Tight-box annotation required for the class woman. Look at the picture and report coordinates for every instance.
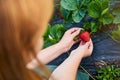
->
[0,0,93,80]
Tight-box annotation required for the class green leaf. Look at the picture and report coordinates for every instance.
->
[102,13,114,24]
[96,65,120,80]
[113,15,120,24]
[118,24,120,30]
[63,21,72,28]
[50,24,66,41]
[112,7,120,24]
[112,30,120,43]
[79,9,86,17]
[83,0,91,6]
[112,7,120,16]
[72,10,85,23]
[83,22,100,34]
[43,24,66,48]
[88,1,101,18]
[61,0,77,10]
[76,0,82,7]
[101,8,109,16]
[83,22,90,29]
[90,22,97,33]
[60,7,71,21]
[101,0,109,11]
[56,25,66,40]
[43,24,51,38]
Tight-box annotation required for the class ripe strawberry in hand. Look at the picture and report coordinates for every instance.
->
[79,30,90,42]
[73,30,90,42]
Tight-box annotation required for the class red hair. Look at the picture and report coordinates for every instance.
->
[0,0,53,80]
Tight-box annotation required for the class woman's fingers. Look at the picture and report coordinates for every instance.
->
[71,28,81,38]
[79,39,92,48]
[80,41,84,46]
[88,39,93,53]
[67,27,81,34]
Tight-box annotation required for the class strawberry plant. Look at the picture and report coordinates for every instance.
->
[60,0,116,34]
[111,25,120,43]
[60,7,73,28]
[112,7,120,24]
[43,24,66,48]
[96,65,120,80]
[83,0,114,34]
[110,7,120,43]
[88,0,114,25]
[60,0,91,23]
[83,21,101,34]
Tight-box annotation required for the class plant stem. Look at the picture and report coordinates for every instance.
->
[80,65,96,80]
[80,0,85,8]
[104,32,120,44]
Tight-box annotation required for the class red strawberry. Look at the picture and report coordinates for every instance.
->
[59,13,63,19]
[79,31,90,42]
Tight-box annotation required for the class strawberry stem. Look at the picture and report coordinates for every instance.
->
[73,35,79,41]
[80,29,85,34]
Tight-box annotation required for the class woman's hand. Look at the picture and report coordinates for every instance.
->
[50,39,93,80]
[70,39,93,58]
[58,28,81,52]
